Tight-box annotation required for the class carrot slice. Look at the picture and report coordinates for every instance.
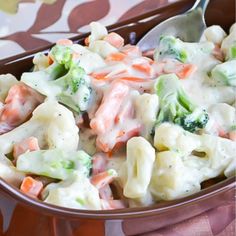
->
[84,37,90,46]
[90,72,109,80]
[0,84,43,134]
[90,170,117,189]
[20,177,43,198]
[56,39,73,46]
[121,45,141,57]
[96,123,141,152]
[132,62,152,75]
[92,153,108,175]
[162,60,197,79]
[229,131,236,141]
[119,77,151,83]
[13,137,40,160]
[175,64,197,79]
[90,81,129,134]
[106,52,126,62]
[114,100,134,124]
[103,32,124,48]
[115,124,141,145]
[48,55,54,65]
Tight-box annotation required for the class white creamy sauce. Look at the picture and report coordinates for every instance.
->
[0,22,236,210]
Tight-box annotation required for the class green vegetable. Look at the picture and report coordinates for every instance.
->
[16,149,92,180]
[155,36,189,63]
[154,35,214,64]
[211,60,236,86]
[155,74,209,132]
[229,43,236,59]
[50,45,73,69]
[21,44,91,113]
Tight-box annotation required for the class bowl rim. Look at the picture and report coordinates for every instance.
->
[0,0,235,220]
[0,176,235,219]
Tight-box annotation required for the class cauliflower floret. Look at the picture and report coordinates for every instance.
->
[150,151,201,200]
[151,123,236,200]
[204,103,236,135]
[221,25,236,60]
[154,123,201,154]
[43,173,101,210]
[134,93,159,141]
[0,153,25,186]
[123,137,155,198]
[33,52,50,71]
[128,190,154,208]
[88,21,108,43]
[202,25,227,45]
[0,101,79,154]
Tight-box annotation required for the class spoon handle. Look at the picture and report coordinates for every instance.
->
[189,0,209,14]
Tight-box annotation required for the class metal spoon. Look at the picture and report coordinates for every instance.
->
[137,0,209,52]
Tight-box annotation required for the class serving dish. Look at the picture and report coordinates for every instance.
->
[0,0,235,235]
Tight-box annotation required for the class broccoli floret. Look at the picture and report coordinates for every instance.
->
[21,44,92,113]
[155,36,188,63]
[154,35,214,64]
[177,108,209,133]
[211,60,236,86]
[50,44,73,69]
[229,42,236,59]
[155,74,209,132]
[16,149,92,180]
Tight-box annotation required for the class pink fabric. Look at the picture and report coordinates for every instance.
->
[0,1,235,235]
[140,202,235,236]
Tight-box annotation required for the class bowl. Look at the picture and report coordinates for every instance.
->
[0,0,235,235]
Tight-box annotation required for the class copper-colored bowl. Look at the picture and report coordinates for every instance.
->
[0,0,235,235]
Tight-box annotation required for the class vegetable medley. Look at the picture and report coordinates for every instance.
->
[0,22,235,210]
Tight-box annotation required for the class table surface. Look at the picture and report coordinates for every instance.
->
[0,1,235,235]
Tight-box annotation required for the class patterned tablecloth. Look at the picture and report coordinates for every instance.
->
[0,1,235,235]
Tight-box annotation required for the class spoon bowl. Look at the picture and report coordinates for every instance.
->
[137,0,209,51]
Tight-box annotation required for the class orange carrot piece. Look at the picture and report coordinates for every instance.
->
[121,45,141,57]
[96,123,141,153]
[229,131,236,141]
[106,52,126,62]
[90,81,129,134]
[90,170,117,189]
[96,140,110,153]
[92,153,108,175]
[114,100,133,124]
[115,124,141,145]
[13,137,40,160]
[84,37,90,46]
[213,44,224,61]
[132,62,152,75]
[90,72,109,80]
[218,127,228,138]
[103,32,124,48]
[119,76,151,83]
[20,177,43,198]
[56,39,73,46]
[162,60,197,79]
[175,64,197,79]
[48,55,54,65]
[0,84,43,134]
